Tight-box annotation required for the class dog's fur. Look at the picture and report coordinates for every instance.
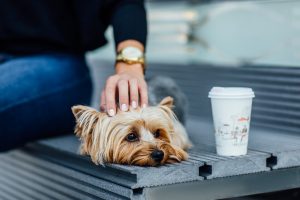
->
[72,97,191,166]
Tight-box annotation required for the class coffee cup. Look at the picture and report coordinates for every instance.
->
[208,87,255,156]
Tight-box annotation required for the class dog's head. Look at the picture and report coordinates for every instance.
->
[72,97,188,166]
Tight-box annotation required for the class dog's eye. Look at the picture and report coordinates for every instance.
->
[154,130,160,138]
[126,133,139,142]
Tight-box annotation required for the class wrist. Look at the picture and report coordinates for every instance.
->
[116,40,146,75]
[115,62,144,76]
[117,40,144,53]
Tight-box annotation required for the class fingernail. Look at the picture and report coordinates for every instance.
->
[142,104,147,108]
[121,104,128,111]
[131,101,137,109]
[108,109,115,116]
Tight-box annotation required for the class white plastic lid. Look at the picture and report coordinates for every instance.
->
[208,87,255,99]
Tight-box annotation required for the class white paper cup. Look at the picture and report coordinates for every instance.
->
[208,87,255,156]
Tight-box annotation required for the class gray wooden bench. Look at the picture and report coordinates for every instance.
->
[1,62,300,200]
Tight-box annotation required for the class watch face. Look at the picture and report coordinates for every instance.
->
[122,47,142,59]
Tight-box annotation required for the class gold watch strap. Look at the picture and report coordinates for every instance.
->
[116,53,146,74]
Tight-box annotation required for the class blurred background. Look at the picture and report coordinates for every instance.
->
[88,0,300,66]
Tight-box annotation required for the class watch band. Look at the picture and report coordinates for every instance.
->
[116,54,145,64]
[116,47,146,73]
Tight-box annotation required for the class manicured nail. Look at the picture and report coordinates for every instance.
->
[108,109,115,116]
[142,104,147,108]
[131,101,137,109]
[121,104,128,111]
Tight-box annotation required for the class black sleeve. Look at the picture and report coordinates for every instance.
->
[110,0,147,49]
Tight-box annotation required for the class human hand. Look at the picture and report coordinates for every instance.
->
[100,62,148,116]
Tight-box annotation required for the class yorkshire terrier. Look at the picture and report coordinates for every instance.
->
[72,76,192,166]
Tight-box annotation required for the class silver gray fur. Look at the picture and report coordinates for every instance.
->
[147,76,188,124]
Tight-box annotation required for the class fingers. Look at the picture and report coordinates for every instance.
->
[118,80,129,111]
[139,82,148,108]
[103,75,148,116]
[129,79,139,109]
[105,76,118,116]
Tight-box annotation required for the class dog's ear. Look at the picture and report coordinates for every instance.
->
[159,96,174,109]
[71,105,101,138]
[158,96,178,124]
[72,105,94,121]
[72,105,109,165]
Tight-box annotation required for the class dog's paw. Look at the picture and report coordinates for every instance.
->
[166,150,189,164]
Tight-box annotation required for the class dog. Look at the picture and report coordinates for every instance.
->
[72,77,192,166]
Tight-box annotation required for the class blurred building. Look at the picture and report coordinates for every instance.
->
[87,0,300,67]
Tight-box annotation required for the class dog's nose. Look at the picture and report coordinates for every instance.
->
[151,150,164,162]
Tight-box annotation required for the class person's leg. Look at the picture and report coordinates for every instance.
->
[0,53,92,152]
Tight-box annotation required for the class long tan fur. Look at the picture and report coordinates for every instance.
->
[72,97,192,166]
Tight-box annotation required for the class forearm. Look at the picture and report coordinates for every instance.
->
[111,0,147,49]
[117,39,144,53]
[101,0,148,114]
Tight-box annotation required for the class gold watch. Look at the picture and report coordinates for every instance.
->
[116,46,146,73]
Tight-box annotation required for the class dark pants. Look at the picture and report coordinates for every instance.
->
[0,53,92,151]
